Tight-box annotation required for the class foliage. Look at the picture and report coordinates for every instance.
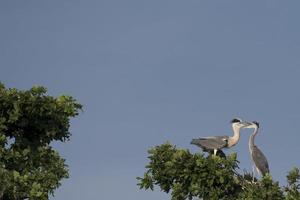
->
[0,83,82,200]
[237,174,284,200]
[138,143,300,200]
[285,168,300,200]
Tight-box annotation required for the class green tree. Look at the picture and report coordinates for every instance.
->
[138,143,300,200]
[0,83,82,200]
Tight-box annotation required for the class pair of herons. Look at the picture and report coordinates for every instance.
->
[191,118,269,177]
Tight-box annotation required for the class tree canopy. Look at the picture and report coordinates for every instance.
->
[0,83,82,200]
[137,143,300,200]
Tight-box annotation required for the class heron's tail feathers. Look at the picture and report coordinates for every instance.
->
[190,138,206,146]
[191,138,201,145]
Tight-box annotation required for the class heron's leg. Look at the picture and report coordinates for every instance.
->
[213,149,217,156]
[256,167,261,178]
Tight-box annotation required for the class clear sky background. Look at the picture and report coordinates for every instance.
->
[1,1,300,199]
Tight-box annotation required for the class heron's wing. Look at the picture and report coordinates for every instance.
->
[201,135,228,140]
[191,136,228,150]
[252,146,270,175]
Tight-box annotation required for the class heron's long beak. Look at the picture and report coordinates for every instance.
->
[241,121,252,127]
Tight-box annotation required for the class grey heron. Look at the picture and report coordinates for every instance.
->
[246,121,269,176]
[191,118,251,156]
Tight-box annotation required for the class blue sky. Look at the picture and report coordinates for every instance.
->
[1,1,300,199]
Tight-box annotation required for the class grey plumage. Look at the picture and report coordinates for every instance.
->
[191,136,228,151]
[191,137,227,157]
[251,146,269,175]
[248,121,270,176]
[191,118,251,156]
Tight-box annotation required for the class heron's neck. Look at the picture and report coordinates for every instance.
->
[249,127,258,153]
[228,125,241,147]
